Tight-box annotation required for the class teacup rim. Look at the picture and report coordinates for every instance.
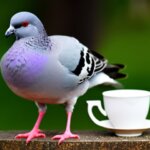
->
[103,89,150,98]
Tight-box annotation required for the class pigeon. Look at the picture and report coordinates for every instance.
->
[0,12,126,144]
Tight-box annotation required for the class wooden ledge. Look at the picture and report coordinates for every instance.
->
[1,131,150,150]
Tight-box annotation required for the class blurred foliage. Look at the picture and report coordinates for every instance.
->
[0,0,149,132]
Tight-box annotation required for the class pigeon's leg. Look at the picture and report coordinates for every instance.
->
[15,102,47,144]
[52,98,80,144]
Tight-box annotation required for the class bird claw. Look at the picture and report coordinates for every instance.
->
[15,130,46,144]
[51,132,80,145]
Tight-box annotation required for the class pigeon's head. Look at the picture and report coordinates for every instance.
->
[5,12,46,39]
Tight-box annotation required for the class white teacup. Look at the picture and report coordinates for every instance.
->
[87,90,150,135]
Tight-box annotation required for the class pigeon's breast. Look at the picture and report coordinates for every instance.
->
[1,47,49,89]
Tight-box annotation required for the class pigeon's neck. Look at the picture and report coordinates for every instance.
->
[24,34,51,50]
[38,25,48,37]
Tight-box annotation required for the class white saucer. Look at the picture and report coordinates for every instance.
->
[100,120,150,137]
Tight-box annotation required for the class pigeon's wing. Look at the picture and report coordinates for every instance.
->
[50,35,107,84]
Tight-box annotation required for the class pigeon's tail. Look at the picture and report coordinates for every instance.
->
[103,64,127,79]
[89,64,126,89]
[89,72,122,89]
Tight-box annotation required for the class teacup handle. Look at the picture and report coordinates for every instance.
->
[87,100,107,127]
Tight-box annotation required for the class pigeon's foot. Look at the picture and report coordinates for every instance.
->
[15,129,46,144]
[51,131,80,145]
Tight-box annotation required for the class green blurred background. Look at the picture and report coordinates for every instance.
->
[0,0,150,131]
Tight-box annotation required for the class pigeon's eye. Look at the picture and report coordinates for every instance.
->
[21,21,29,27]
[14,21,29,29]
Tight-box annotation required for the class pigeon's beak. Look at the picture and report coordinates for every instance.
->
[5,25,15,37]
